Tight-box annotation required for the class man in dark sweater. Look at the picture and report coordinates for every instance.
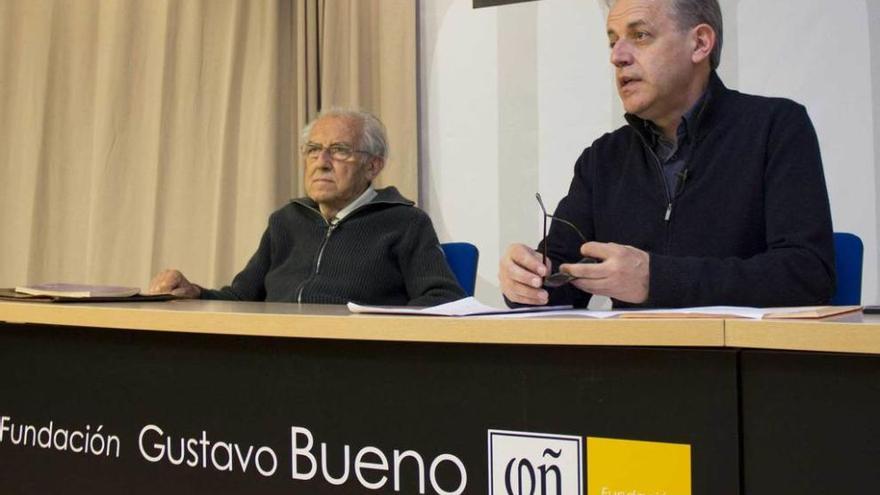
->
[149,110,465,306]
[500,0,835,308]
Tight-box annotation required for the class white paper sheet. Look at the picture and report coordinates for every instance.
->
[348,299,843,320]
[347,297,571,316]
[476,309,622,319]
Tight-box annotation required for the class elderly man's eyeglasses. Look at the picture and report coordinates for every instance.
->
[536,193,598,288]
[301,142,373,161]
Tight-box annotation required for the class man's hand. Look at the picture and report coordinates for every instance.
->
[499,243,552,305]
[147,269,201,298]
[560,242,650,304]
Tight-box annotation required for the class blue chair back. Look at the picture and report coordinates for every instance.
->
[832,232,863,305]
[441,242,479,297]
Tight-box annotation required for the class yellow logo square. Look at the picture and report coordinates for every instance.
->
[586,437,691,495]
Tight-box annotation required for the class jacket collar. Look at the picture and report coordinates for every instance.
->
[335,185,378,221]
[292,186,414,223]
[625,71,727,146]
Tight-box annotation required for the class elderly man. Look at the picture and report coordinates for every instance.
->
[150,109,465,306]
[500,0,835,308]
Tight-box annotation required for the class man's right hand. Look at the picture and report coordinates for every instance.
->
[147,269,201,298]
[499,243,551,305]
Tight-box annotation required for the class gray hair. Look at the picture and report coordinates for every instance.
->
[604,0,723,70]
[300,108,389,161]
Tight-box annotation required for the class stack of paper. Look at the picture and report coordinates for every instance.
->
[14,283,140,298]
[348,298,862,320]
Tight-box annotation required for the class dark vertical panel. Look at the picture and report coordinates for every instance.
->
[741,350,880,494]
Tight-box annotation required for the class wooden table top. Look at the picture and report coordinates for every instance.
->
[2,299,879,353]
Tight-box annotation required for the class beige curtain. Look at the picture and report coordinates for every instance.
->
[0,0,417,290]
[314,0,418,197]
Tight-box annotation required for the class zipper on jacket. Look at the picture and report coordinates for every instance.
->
[289,192,411,303]
[634,131,674,222]
[296,219,337,304]
[314,223,337,275]
[632,130,677,256]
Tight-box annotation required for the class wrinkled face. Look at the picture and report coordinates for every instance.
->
[303,116,381,216]
[607,0,697,122]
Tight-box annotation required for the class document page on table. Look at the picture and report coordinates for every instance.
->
[347,297,576,317]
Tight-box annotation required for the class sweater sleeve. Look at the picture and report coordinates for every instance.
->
[200,224,272,301]
[397,212,466,306]
[646,103,836,307]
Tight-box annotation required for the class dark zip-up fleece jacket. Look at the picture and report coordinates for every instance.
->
[201,187,465,306]
[542,72,835,308]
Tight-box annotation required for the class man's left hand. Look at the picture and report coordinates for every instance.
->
[559,242,650,304]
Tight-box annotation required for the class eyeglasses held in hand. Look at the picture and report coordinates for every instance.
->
[536,193,598,288]
[301,142,375,161]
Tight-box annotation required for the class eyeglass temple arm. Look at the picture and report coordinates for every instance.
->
[545,214,587,243]
[537,193,591,270]
[535,192,548,215]
[536,193,548,267]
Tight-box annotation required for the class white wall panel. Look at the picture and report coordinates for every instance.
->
[419,0,502,302]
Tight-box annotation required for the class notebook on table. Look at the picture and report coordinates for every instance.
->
[0,284,175,303]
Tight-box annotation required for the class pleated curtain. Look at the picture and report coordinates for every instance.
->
[0,0,417,290]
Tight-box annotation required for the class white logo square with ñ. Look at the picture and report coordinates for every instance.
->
[488,429,583,495]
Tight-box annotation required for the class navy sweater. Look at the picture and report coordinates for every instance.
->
[201,187,465,306]
[543,73,835,308]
